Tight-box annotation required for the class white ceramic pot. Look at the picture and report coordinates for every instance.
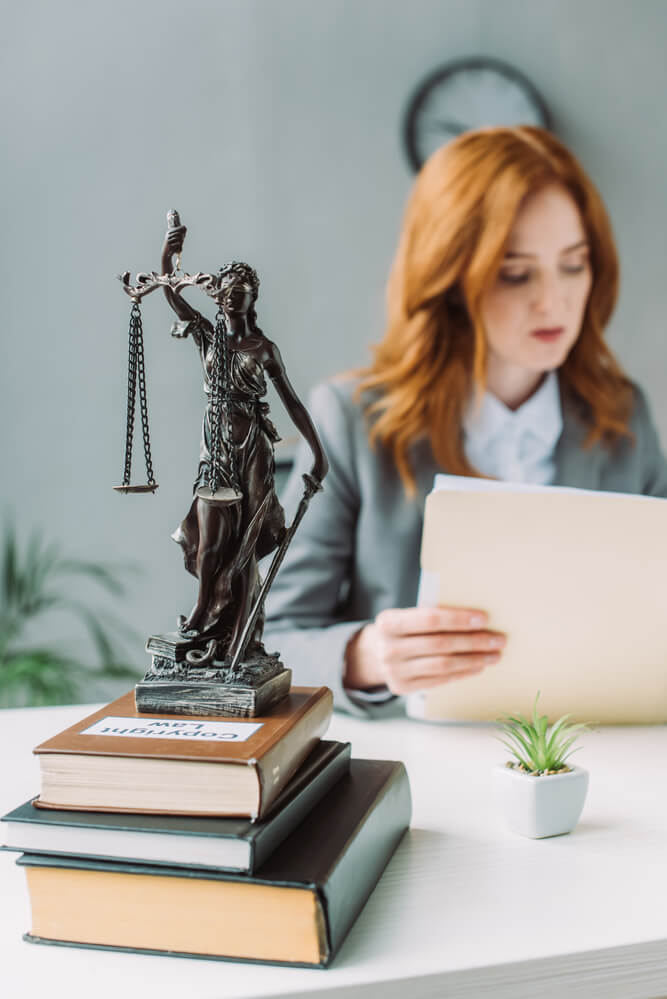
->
[492,763,589,839]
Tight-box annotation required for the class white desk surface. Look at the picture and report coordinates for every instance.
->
[2,702,667,999]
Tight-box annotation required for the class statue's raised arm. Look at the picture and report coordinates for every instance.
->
[160,212,212,347]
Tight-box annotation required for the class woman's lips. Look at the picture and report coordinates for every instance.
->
[531,326,565,342]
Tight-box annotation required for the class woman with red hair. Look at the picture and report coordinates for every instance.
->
[265,126,667,715]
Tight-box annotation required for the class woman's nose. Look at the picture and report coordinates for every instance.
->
[532,271,562,314]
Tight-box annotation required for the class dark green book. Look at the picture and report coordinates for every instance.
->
[2,740,350,875]
[19,758,411,967]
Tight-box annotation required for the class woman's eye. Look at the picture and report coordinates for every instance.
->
[498,262,589,285]
[499,272,530,285]
[561,264,587,275]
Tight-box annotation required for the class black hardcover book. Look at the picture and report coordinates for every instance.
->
[2,740,350,874]
[19,758,411,967]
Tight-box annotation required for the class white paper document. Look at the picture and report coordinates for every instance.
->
[407,475,667,724]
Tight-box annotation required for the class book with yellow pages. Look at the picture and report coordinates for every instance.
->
[19,759,411,968]
[32,687,332,819]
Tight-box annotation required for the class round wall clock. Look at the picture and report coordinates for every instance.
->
[402,56,552,172]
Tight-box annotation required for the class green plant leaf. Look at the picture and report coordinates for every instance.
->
[55,559,129,598]
[501,713,534,728]
[548,724,589,761]
[497,738,531,769]
[1,526,19,608]
[0,519,142,706]
[551,733,584,762]
[57,600,119,666]
[496,723,534,758]
[544,714,575,753]
[24,534,60,600]
[0,650,83,706]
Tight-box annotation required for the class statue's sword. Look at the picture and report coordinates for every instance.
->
[229,473,322,672]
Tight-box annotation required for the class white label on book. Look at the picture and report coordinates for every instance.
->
[80,716,264,742]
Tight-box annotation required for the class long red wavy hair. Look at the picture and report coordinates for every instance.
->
[356,126,633,493]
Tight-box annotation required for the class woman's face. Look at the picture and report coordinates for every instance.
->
[479,183,592,402]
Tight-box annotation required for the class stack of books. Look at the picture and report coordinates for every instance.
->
[1,686,411,967]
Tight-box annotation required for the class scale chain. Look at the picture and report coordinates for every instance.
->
[209,308,240,496]
[134,304,156,488]
[117,300,157,492]
[209,310,223,494]
[121,302,140,487]
[221,311,241,495]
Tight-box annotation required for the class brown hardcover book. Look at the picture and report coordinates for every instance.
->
[19,759,412,967]
[2,742,351,874]
[33,687,333,819]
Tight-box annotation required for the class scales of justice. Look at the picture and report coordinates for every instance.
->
[116,211,328,717]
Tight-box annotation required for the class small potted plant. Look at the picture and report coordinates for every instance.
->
[492,693,590,839]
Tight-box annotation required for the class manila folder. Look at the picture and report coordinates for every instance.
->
[418,486,667,723]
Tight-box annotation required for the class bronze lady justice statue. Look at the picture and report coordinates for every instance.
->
[121,214,328,715]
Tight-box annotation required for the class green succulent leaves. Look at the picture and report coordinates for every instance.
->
[497,692,589,775]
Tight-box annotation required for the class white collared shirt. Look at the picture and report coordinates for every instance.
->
[463,372,563,485]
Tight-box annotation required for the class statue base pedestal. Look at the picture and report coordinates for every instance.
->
[135,632,292,718]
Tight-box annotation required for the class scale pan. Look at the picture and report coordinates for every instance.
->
[196,485,242,506]
[114,484,159,494]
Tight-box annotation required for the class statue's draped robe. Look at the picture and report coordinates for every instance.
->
[172,323,285,644]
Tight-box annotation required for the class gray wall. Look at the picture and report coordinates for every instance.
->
[3,0,667,699]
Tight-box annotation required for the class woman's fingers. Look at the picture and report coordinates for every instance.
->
[375,605,490,636]
[392,650,502,676]
[374,605,505,660]
[380,629,505,662]
[367,605,508,695]
[381,652,501,695]
[343,606,508,694]
[388,664,488,694]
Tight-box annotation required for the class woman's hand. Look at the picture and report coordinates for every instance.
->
[343,606,506,695]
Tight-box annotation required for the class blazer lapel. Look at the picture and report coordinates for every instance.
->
[554,384,604,489]
[411,436,441,519]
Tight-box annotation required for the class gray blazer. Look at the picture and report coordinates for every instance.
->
[264,378,667,717]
